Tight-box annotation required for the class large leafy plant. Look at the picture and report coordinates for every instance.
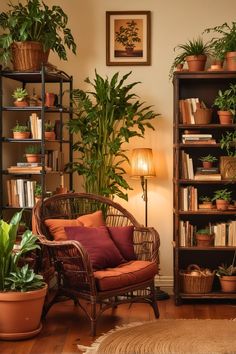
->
[0,210,44,292]
[67,71,159,201]
[0,0,77,65]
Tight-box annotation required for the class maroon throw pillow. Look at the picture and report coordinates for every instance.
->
[107,226,136,261]
[64,226,126,270]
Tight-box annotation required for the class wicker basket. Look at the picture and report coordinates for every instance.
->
[11,41,49,71]
[179,264,215,294]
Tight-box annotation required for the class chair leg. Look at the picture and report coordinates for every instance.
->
[150,282,160,318]
[90,301,97,337]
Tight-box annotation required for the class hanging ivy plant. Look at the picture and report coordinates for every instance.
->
[67,71,159,201]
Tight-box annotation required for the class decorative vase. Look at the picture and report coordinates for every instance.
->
[0,284,47,340]
[217,111,233,124]
[226,52,236,71]
[219,276,236,293]
[13,132,30,139]
[186,55,207,72]
[45,93,55,107]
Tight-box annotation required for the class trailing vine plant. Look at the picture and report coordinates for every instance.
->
[67,71,159,201]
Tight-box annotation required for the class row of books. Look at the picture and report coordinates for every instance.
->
[6,179,37,208]
[181,152,221,180]
[179,220,236,247]
[179,98,200,124]
[182,133,216,145]
[180,186,198,211]
[30,113,42,139]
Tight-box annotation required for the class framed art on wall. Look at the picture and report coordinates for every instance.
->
[106,11,151,66]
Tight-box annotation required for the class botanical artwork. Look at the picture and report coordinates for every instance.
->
[106,11,150,66]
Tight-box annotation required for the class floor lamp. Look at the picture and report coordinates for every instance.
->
[131,148,169,300]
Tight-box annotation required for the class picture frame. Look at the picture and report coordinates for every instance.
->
[106,11,151,66]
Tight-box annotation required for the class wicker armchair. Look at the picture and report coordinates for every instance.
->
[33,193,160,336]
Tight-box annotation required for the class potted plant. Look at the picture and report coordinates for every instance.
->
[0,210,47,340]
[169,37,211,78]
[213,83,236,124]
[25,145,41,163]
[34,183,42,204]
[220,130,236,179]
[216,251,236,292]
[44,121,55,140]
[115,19,141,55]
[0,0,77,71]
[67,71,159,201]
[195,228,214,247]
[204,22,236,71]
[199,154,218,168]
[12,121,30,139]
[212,188,232,210]
[12,87,29,107]
[199,196,213,209]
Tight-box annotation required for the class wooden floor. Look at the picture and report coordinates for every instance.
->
[1,296,236,354]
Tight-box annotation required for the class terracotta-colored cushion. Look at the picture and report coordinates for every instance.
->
[94,260,158,291]
[64,226,126,270]
[77,210,105,227]
[108,226,136,261]
[44,219,83,241]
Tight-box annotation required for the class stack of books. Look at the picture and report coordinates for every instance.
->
[194,167,221,181]
[7,162,52,174]
[182,133,216,144]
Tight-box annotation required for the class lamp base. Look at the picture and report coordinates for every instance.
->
[155,286,170,300]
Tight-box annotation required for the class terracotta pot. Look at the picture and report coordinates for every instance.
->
[226,52,236,71]
[216,199,229,210]
[14,100,28,107]
[194,108,212,124]
[0,284,47,340]
[219,276,236,293]
[45,131,56,140]
[202,202,213,209]
[55,186,68,194]
[217,111,233,124]
[45,93,55,107]
[186,55,207,72]
[25,154,41,163]
[195,233,214,247]
[202,161,213,169]
[13,132,30,139]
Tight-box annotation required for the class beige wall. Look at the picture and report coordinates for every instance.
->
[1,0,236,282]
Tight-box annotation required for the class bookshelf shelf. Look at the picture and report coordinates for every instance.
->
[0,66,73,219]
[173,71,236,305]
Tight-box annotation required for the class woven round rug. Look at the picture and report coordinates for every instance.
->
[78,319,236,353]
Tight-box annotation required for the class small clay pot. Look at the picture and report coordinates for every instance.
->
[196,233,214,247]
[44,131,56,140]
[217,111,233,124]
[216,199,229,211]
[13,132,30,139]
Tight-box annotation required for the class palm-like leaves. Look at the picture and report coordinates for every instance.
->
[67,71,159,201]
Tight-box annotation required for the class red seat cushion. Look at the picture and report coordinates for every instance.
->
[94,260,158,291]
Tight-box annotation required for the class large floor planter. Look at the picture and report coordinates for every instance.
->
[219,276,236,293]
[0,284,47,340]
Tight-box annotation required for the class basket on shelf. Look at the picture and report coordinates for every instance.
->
[179,264,215,294]
[11,41,49,71]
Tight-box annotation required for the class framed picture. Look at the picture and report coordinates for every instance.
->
[106,11,151,66]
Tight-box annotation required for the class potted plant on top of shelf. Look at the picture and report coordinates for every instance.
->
[220,130,236,179]
[216,251,236,293]
[44,121,55,140]
[25,145,41,163]
[169,37,211,79]
[0,209,47,340]
[204,22,236,71]
[212,188,232,211]
[0,0,77,71]
[199,154,218,168]
[12,88,29,107]
[213,83,236,124]
[12,121,30,139]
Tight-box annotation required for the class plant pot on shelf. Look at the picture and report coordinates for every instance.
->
[11,41,49,71]
[226,52,236,71]
[13,132,30,139]
[14,100,29,107]
[45,93,55,107]
[202,161,213,169]
[195,233,214,247]
[219,276,236,293]
[25,154,41,163]
[217,110,233,124]
[186,55,207,71]
[0,284,47,340]
[194,108,212,124]
[44,131,56,140]
[216,199,229,210]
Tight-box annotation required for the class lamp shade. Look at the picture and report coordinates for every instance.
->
[131,148,156,178]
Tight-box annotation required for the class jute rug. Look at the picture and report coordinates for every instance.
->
[78,319,236,354]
